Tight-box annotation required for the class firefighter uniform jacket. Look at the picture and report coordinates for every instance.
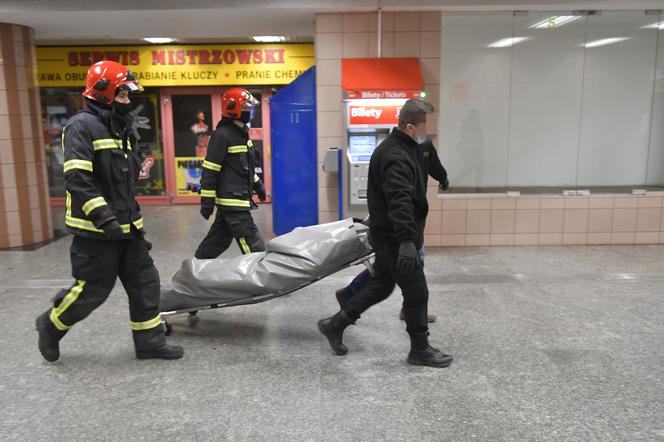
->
[367,128,429,250]
[200,118,262,212]
[62,100,144,239]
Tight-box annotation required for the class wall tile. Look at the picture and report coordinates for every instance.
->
[540,209,564,233]
[491,210,515,234]
[612,208,637,232]
[316,14,343,33]
[466,209,491,234]
[515,210,540,233]
[442,210,466,234]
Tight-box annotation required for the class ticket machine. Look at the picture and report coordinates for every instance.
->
[341,57,426,210]
[345,98,404,206]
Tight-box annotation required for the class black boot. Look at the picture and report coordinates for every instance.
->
[407,334,453,368]
[335,289,349,310]
[136,344,184,360]
[318,310,354,355]
[35,311,65,362]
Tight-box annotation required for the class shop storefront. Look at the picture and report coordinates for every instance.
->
[36,43,315,204]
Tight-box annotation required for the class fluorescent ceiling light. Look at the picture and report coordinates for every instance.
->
[643,22,664,30]
[252,36,287,43]
[143,37,176,44]
[488,37,529,48]
[530,16,581,29]
[583,37,630,48]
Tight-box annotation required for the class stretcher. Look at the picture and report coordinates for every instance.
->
[159,218,374,335]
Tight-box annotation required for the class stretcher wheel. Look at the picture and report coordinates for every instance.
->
[188,311,200,326]
[164,320,173,336]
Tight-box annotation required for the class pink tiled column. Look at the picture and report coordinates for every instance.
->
[315,11,442,226]
[0,22,53,248]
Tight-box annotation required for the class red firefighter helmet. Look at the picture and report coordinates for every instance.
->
[82,60,143,104]
[222,88,259,119]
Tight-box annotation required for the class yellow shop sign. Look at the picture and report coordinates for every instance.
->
[36,44,314,87]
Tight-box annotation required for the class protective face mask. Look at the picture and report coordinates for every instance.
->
[113,100,132,115]
[415,132,427,145]
[240,110,251,124]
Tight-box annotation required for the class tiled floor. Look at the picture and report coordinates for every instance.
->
[1,205,664,441]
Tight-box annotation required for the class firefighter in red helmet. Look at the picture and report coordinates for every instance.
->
[195,88,267,259]
[35,60,183,362]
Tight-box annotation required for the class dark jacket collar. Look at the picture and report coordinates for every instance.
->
[218,117,249,137]
[85,98,132,140]
[391,127,418,149]
[85,98,112,122]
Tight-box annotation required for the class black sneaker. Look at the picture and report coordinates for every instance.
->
[407,346,453,368]
[136,344,184,360]
[35,313,60,362]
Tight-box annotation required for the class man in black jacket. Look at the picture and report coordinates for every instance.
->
[35,60,183,362]
[195,88,267,259]
[318,99,453,368]
[333,139,449,323]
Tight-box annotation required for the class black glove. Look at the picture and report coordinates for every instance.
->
[255,182,266,202]
[397,241,419,276]
[200,205,214,220]
[101,220,124,239]
[144,238,153,251]
[439,179,449,191]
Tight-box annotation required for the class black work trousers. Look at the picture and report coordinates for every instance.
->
[195,209,265,259]
[46,233,165,351]
[345,246,429,337]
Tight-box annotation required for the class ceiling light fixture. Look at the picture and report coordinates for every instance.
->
[530,16,581,29]
[143,37,176,44]
[252,36,287,43]
[488,37,530,48]
[583,37,630,48]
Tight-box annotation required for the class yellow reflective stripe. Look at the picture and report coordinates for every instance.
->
[65,216,133,234]
[61,128,66,152]
[50,309,71,331]
[65,191,72,217]
[50,280,86,331]
[228,145,248,154]
[254,174,260,183]
[133,218,144,230]
[130,314,163,331]
[63,159,93,173]
[202,160,222,172]
[92,138,132,151]
[65,216,104,233]
[215,198,251,208]
[239,237,251,254]
[81,196,108,215]
[200,189,216,198]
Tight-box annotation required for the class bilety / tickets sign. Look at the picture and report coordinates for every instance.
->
[36,44,314,87]
[346,100,408,128]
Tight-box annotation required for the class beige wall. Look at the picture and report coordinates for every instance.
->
[0,23,53,248]
[429,194,664,247]
[315,11,661,248]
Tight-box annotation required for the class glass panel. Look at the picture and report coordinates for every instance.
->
[246,87,263,129]
[507,12,586,188]
[40,88,84,197]
[577,11,660,188]
[40,88,166,197]
[251,139,265,182]
[646,13,664,189]
[440,14,513,190]
[171,94,212,196]
[130,89,166,196]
